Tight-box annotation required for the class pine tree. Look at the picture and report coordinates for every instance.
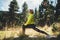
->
[39,5,43,18]
[35,8,37,18]
[56,0,60,9]
[55,0,60,21]
[22,2,28,22]
[38,0,55,26]
[9,0,19,27]
[9,0,19,14]
[34,8,38,25]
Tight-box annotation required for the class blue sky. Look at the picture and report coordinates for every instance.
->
[0,0,57,12]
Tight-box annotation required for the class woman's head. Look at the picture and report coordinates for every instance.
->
[29,9,34,14]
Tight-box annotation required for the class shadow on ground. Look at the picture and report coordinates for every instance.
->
[3,34,60,40]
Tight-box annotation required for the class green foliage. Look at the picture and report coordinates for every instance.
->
[5,0,20,27]
[35,8,37,18]
[0,0,59,27]
[57,33,60,40]
[22,2,28,12]
[0,12,3,21]
[22,2,28,22]
[43,0,48,2]
[9,0,19,20]
[37,0,55,26]
[52,23,58,32]
[9,0,19,13]
[57,15,60,22]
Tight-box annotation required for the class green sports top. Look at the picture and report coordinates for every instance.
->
[25,13,35,25]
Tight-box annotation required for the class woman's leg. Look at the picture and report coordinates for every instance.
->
[32,25,49,35]
[22,25,26,35]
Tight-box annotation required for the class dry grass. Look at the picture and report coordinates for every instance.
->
[0,23,60,40]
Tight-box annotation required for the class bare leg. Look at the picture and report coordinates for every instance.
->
[22,25,26,35]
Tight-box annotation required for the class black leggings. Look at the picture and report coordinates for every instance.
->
[22,24,49,35]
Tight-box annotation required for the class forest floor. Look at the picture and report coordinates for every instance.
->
[0,23,60,40]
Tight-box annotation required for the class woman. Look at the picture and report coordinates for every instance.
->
[22,9,49,35]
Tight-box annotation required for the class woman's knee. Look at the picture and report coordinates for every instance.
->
[22,24,26,28]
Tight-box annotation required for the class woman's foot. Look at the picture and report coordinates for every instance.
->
[46,35,57,38]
